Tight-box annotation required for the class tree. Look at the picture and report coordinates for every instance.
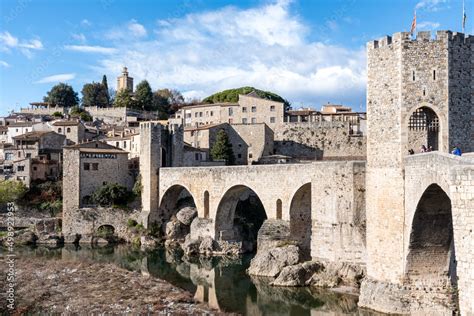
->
[102,75,110,106]
[43,83,79,108]
[210,129,235,165]
[152,88,185,118]
[0,180,27,205]
[134,80,153,110]
[81,82,109,108]
[92,183,132,207]
[113,88,135,108]
[69,106,92,121]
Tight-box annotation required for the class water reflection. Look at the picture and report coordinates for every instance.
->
[19,245,380,315]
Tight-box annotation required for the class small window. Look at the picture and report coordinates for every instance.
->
[195,153,199,161]
[210,111,213,116]
[123,141,126,148]
[251,106,257,112]
[412,70,416,81]
[58,128,62,133]
[242,118,248,124]
[251,118,256,124]
[238,154,242,158]
[16,129,18,132]
[270,117,276,123]
[249,153,253,159]
[270,105,275,112]
[242,107,247,113]
[433,70,436,81]
[92,163,99,170]
[18,151,21,158]
[5,153,12,160]
[199,112,203,117]
[84,163,90,170]
[17,166,25,172]
[228,108,233,116]
[66,127,71,133]
[26,153,31,158]
[116,142,119,147]
[33,166,37,171]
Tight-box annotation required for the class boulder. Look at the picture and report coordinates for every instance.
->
[272,261,323,287]
[140,236,159,250]
[165,219,188,240]
[181,235,201,256]
[176,207,197,226]
[15,230,38,245]
[37,234,64,246]
[308,261,365,288]
[247,245,300,277]
[199,236,217,255]
[190,218,214,240]
[256,219,292,252]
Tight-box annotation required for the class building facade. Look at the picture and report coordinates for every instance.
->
[116,66,134,92]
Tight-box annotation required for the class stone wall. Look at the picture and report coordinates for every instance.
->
[273,122,366,160]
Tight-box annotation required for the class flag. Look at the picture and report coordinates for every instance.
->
[411,11,417,35]
[463,0,467,32]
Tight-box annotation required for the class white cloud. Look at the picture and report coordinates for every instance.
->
[64,45,117,54]
[0,60,10,68]
[72,33,87,43]
[34,73,76,84]
[81,19,91,27]
[415,0,448,12]
[105,20,147,40]
[94,1,366,108]
[0,31,43,58]
[417,21,441,30]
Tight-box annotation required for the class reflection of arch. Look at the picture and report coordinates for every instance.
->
[289,183,312,259]
[215,185,267,249]
[204,191,210,218]
[96,224,115,238]
[405,184,456,286]
[407,106,440,151]
[276,199,282,220]
[156,185,196,225]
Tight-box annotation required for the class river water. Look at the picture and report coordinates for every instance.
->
[17,244,382,315]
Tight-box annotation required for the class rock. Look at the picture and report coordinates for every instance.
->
[92,237,109,245]
[308,261,365,288]
[165,219,188,240]
[247,245,300,277]
[199,236,217,255]
[15,230,38,245]
[181,235,201,256]
[256,219,292,252]
[190,218,214,240]
[216,240,241,256]
[140,236,159,250]
[176,207,197,226]
[37,234,64,246]
[272,261,323,287]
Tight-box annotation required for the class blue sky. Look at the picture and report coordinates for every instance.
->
[0,0,471,115]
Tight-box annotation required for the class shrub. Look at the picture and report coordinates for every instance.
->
[132,174,142,197]
[127,219,138,228]
[0,180,27,205]
[52,111,63,118]
[92,183,132,207]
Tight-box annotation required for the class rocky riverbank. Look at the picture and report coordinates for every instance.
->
[0,254,230,315]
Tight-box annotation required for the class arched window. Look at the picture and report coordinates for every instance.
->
[58,128,62,133]
[276,199,282,219]
[66,127,71,133]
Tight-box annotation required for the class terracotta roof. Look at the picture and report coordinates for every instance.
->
[52,120,80,126]
[7,121,34,127]
[12,131,56,140]
[78,147,128,154]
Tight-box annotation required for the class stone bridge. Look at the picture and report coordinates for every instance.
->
[150,161,367,263]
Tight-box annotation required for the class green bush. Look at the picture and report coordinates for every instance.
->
[92,183,133,207]
[0,180,27,205]
[39,200,62,217]
[52,111,63,118]
[127,219,138,228]
[132,174,142,197]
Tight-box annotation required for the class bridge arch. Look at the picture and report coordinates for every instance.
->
[215,184,267,252]
[404,183,456,288]
[289,183,312,259]
[155,184,197,229]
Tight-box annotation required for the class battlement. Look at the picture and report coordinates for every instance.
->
[139,121,164,131]
[368,30,472,49]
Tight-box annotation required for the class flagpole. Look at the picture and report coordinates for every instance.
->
[463,0,465,34]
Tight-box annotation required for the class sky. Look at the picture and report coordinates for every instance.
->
[0,0,471,115]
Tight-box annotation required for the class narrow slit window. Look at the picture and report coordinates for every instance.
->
[412,71,416,81]
[433,70,436,81]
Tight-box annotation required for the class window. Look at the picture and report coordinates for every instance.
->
[242,118,248,124]
[195,112,198,118]
[270,105,275,112]
[228,108,233,116]
[251,118,256,124]
[433,70,436,81]
[195,153,199,161]
[249,153,253,159]
[116,142,119,147]
[83,163,90,170]
[92,163,99,170]
[251,106,257,112]
[210,111,214,116]
[123,141,126,148]
[238,154,242,158]
[270,117,276,123]
[242,107,247,113]
[26,153,31,158]
[16,129,18,132]
[18,151,21,158]
[66,128,71,133]
[58,128,62,133]
[412,70,416,81]
[199,112,203,117]
[17,166,25,172]
[33,166,37,171]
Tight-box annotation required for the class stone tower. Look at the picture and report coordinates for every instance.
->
[117,66,134,92]
[140,122,162,227]
[364,31,473,285]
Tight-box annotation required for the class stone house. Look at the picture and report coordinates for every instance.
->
[184,122,274,165]
[0,126,7,143]
[6,121,34,143]
[183,143,208,166]
[170,91,285,129]
[62,140,134,207]
[51,120,86,144]
[103,132,140,158]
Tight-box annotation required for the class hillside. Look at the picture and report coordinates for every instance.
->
[202,87,291,109]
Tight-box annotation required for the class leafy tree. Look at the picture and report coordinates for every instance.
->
[0,180,27,204]
[52,111,63,118]
[210,129,235,165]
[92,183,132,207]
[43,83,79,108]
[114,88,135,108]
[102,75,110,106]
[152,88,185,118]
[69,106,92,121]
[203,86,291,111]
[134,80,153,110]
[81,82,109,108]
